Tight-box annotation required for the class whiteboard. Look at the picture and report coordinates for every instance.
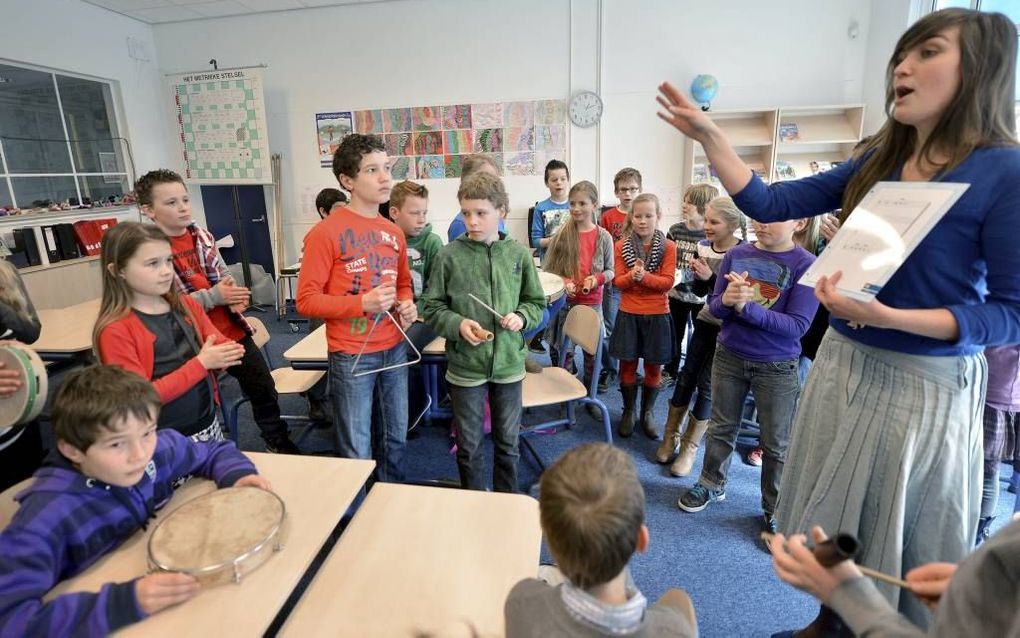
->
[165,66,272,185]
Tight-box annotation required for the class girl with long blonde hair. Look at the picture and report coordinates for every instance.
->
[94,222,244,441]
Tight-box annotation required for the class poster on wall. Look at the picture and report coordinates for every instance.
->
[165,66,272,184]
[317,98,567,180]
[316,111,354,168]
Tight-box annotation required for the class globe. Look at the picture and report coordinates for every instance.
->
[690,74,718,110]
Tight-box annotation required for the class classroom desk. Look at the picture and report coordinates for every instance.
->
[0,453,375,637]
[284,326,450,423]
[32,298,100,360]
[283,324,445,369]
[280,483,542,637]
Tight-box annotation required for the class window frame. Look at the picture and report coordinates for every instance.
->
[0,59,132,210]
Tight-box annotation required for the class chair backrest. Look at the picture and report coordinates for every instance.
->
[246,316,271,349]
[562,305,602,356]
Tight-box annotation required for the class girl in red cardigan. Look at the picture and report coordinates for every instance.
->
[609,194,677,441]
[94,222,244,441]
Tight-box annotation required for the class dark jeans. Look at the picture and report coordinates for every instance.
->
[226,335,289,441]
[601,285,620,375]
[667,298,702,376]
[0,424,45,491]
[449,380,522,493]
[669,319,719,421]
[699,344,800,516]
[306,318,328,403]
[329,343,408,483]
[406,321,437,428]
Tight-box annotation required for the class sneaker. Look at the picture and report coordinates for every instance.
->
[659,372,677,388]
[307,400,331,423]
[528,336,546,354]
[265,436,301,455]
[677,483,725,512]
[763,514,778,535]
[597,370,610,393]
[746,446,763,467]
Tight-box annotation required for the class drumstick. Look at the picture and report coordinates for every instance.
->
[468,293,504,321]
[760,533,910,589]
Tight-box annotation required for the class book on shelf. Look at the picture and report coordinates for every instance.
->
[779,123,800,142]
[775,160,796,180]
[809,161,832,175]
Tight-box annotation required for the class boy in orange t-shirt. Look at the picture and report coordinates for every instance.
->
[296,134,416,482]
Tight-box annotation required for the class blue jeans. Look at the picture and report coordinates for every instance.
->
[601,285,620,375]
[329,343,408,482]
[449,380,522,492]
[699,344,801,516]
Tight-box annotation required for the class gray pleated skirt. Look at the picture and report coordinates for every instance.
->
[776,328,986,626]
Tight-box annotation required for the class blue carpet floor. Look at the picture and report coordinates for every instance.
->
[222,313,1018,638]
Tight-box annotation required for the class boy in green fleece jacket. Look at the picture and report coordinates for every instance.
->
[389,180,443,428]
[422,172,545,492]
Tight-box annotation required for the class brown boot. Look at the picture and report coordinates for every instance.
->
[639,385,661,440]
[617,385,638,437]
[670,417,710,477]
[655,404,689,463]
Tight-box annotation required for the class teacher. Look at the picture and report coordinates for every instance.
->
[657,7,1020,633]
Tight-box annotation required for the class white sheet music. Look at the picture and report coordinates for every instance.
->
[799,181,969,301]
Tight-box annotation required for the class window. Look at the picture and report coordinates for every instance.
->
[0,61,130,212]
[932,0,1020,102]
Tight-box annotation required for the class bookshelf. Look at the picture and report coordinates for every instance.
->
[774,105,865,182]
[680,105,865,193]
[683,109,778,193]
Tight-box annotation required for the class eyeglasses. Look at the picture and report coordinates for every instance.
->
[616,187,640,193]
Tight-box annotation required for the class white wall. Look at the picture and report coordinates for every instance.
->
[153,0,571,263]
[0,0,169,182]
[4,0,918,267]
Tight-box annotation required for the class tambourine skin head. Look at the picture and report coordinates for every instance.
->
[146,487,286,587]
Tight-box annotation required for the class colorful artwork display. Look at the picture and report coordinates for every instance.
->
[321,99,567,179]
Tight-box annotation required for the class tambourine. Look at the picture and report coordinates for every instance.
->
[0,343,48,429]
[147,486,286,586]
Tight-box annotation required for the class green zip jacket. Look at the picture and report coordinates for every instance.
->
[405,223,443,312]
[422,233,546,386]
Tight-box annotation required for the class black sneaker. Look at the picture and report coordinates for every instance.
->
[597,370,610,393]
[528,335,546,354]
[307,400,331,423]
[265,436,301,455]
[677,483,725,512]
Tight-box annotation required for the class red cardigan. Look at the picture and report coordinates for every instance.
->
[97,295,228,404]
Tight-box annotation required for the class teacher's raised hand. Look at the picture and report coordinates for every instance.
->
[656,81,753,195]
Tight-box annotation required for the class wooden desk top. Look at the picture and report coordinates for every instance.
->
[1,453,374,637]
[280,483,541,637]
[33,298,100,354]
[284,325,445,364]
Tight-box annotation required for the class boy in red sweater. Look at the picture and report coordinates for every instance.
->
[297,134,416,482]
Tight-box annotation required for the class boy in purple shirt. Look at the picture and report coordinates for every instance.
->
[678,218,818,535]
[0,365,270,637]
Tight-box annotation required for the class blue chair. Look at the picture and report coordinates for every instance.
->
[223,317,325,446]
[520,305,612,469]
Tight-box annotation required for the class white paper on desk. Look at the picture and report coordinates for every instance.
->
[799,181,969,302]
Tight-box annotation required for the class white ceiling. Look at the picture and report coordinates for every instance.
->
[81,0,383,24]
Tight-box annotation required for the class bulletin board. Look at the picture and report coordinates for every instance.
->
[316,98,567,179]
[166,66,272,184]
